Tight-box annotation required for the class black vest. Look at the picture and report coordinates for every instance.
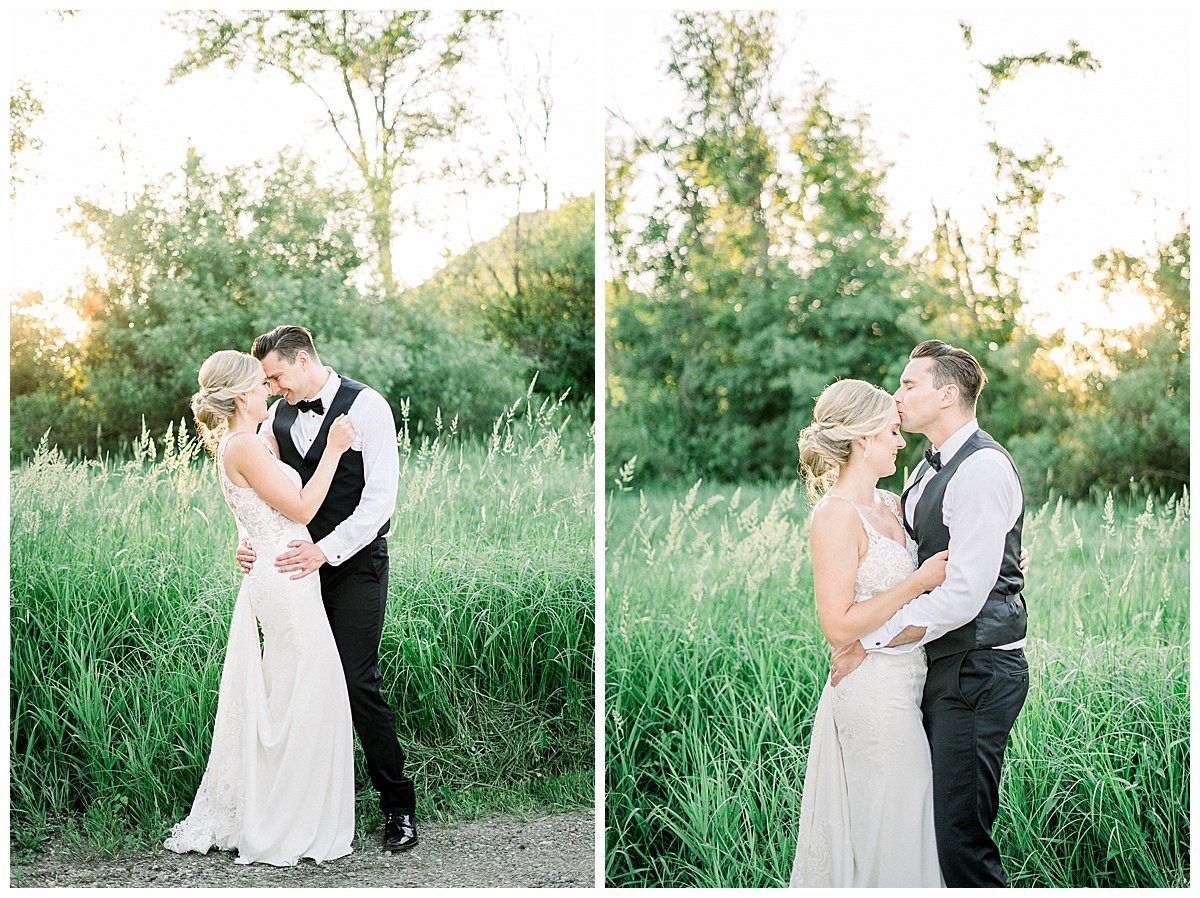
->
[902,429,1026,661]
[272,376,390,545]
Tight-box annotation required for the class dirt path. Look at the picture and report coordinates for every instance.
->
[11,809,595,889]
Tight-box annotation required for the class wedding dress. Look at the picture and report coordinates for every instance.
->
[164,434,354,866]
[789,490,942,887]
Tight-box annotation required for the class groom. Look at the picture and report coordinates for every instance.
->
[236,325,418,852]
[831,339,1029,887]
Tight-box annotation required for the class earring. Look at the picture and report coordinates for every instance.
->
[863,440,871,461]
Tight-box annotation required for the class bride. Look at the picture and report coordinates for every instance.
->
[789,379,945,887]
[165,350,356,866]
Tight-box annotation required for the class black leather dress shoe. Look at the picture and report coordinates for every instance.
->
[383,811,418,851]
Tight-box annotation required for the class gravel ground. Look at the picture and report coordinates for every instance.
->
[10,809,595,888]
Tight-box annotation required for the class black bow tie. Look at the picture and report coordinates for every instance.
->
[296,398,324,415]
[924,447,943,471]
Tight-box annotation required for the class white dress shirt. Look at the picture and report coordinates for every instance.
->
[263,366,399,567]
[862,419,1025,654]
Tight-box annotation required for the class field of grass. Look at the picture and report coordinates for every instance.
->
[10,389,595,855]
[605,477,1189,887]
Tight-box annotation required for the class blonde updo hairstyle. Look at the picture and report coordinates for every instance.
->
[191,350,262,454]
[797,379,896,501]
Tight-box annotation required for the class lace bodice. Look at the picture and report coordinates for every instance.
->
[217,434,309,551]
[816,490,918,603]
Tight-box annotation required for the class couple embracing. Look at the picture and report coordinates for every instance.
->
[164,325,416,865]
[790,339,1030,888]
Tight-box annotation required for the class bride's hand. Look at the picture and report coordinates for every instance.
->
[916,550,949,591]
[326,414,355,453]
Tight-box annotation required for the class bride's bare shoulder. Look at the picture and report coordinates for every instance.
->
[809,495,860,531]
[809,497,865,564]
[221,431,271,469]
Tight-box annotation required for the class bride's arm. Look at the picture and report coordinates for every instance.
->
[223,417,354,524]
[811,502,946,648]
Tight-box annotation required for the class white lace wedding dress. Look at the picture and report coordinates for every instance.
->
[789,490,942,887]
[164,434,355,866]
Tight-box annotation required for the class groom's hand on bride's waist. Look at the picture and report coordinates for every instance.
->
[275,540,328,580]
[236,538,256,575]
[829,641,867,686]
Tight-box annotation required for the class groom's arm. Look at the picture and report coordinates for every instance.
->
[860,451,1021,652]
[314,388,399,566]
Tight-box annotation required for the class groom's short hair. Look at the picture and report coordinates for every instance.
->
[910,340,987,411]
[252,325,319,364]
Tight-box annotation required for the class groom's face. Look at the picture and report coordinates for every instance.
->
[893,358,944,434]
[261,350,308,405]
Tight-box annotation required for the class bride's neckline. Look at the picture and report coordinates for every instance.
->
[825,489,876,509]
[825,489,907,550]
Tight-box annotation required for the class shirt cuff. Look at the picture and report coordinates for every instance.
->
[316,535,348,566]
[861,612,904,652]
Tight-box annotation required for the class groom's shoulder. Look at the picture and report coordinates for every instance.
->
[973,429,1011,454]
[959,440,1022,490]
[341,378,394,421]
[338,375,381,402]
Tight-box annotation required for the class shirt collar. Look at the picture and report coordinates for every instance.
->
[932,419,979,466]
[301,367,339,413]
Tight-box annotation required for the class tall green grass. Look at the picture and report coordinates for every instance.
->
[605,478,1188,887]
[11,388,594,853]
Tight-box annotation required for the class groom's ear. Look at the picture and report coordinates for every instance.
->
[940,383,960,408]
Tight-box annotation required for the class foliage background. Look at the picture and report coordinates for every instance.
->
[10,10,596,459]
[605,12,1188,502]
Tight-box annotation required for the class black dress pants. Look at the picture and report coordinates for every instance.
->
[923,648,1028,887]
[319,537,415,814]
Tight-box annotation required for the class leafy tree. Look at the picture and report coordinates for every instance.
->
[10,293,94,457]
[908,24,1102,492]
[1051,224,1190,495]
[416,196,595,405]
[11,148,532,457]
[10,81,44,200]
[368,303,528,436]
[607,12,920,482]
[62,148,369,453]
[169,10,501,295]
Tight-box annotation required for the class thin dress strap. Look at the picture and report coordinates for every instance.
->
[817,492,877,537]
[876,489,905,529]
[821,491,908,547]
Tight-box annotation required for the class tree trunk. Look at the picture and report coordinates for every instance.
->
[512,181,523,298]
[369,183,396,296]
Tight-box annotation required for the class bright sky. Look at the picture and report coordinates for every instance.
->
[7,9,597,337]
[606,10,1189,343]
